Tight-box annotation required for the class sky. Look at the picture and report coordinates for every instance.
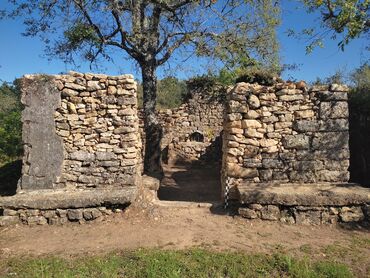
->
[0,1,368,83]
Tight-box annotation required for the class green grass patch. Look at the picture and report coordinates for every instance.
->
[0,249,355,278]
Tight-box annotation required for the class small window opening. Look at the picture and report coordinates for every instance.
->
[189,132,204,142]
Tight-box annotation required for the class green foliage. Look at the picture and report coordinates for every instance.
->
[137,77,187,109]
[0,82,22,165]
[1,249,355,278]
[300,0,369,52]
[156,77,187,109]
[348,63,370,113]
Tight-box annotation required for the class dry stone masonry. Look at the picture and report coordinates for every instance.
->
[159,92,224,163]
[223,82,350,192]
[222,81,369,224]
[139,91,224,164]
[1,72,369,227]
[0,72,141,225]
[20,72,142,190]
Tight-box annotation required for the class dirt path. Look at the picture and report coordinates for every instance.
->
[158,162,221,202]
[0,203,369,261]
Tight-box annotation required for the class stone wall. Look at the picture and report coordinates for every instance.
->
[140,92,224,164]
[19,72,142,191]
[222,82,350,198]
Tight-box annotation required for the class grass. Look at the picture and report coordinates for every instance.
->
[0,249,355,278]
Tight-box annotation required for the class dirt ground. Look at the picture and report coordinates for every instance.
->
[0,203,369,259]
[158,162,222,202]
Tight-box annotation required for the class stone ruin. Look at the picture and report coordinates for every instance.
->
[0,71,369,226]
[222,82,369,224]
[156,91,224,164]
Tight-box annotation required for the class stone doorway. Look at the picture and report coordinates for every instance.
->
[158,134,222,203]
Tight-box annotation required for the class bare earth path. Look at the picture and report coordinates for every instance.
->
[0,204,369,262]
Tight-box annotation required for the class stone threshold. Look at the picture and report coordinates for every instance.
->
[237,182,370,206]
[0,188,136,226]
[0,187,136,210]
[237,183,370,225]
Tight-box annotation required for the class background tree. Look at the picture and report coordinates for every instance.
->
[2,0,280,175]
[299,0,369,52]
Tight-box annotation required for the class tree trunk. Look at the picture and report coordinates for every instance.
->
[141,62,163,177]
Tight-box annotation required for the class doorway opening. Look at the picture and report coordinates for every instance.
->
[158,134,222,203]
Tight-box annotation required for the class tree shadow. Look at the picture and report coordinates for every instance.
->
[0,160,21,196]
[348,107,370,187]
[158,135,222,203]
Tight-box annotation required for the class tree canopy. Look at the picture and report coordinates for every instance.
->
[301,0,369,52]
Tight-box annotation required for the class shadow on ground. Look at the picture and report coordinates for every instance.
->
[0,160,21,196]
[158,161,222,203]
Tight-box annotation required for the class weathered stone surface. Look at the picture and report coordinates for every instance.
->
[312,132,349,150]
[237,183,370,206]
[261,205,280,220]
[70,151,95,161]
[227,163,258,178]
[319,101,348,119]
[339,207,364,222]
[20,76,64,190]
[0,216,19,226]
[0,188,136,209]
[67,209,83,220]
[20,72,141,192]
[247,94,260,108]
[294,210,321,225]
[282,135,309,149]
[239,207,259,219]
[293,120,318,132]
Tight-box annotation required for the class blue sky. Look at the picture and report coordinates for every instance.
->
[0,1,368,83]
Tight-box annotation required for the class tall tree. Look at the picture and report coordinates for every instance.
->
[301,0,369,52]
[1,0,280,175]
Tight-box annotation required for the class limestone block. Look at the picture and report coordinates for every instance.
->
[282,134,310,149]
[226,163,258,178]
[239,207,259,219]
[244,145,259,158]
[278,94,304,102]
[312,132,348,150]
[293,120,318,132]
[0,216,20,226]
[248,94,260,108]
[262,159,284,169]
[70,151,95,162]
[317,91,348,101]
[261,205,280,220]
[67,209,83,220]
[315,170,349,182]
[339,207,364,222]
[294,110,314,119]
[260,139,278,148]
[245,110,260,119]
[319,119,348,131]
[330,84,349,92]
[319,101,348,119]
[294,210,321,225]
[241,119,262,129]
[245,129,264,138]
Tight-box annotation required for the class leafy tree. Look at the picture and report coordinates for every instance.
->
[0,82,22,165]
[349,63,370,112]
[300,0,369,52]
[1,0,280,175]
[137,76,187,109]
[0,82,21,114]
